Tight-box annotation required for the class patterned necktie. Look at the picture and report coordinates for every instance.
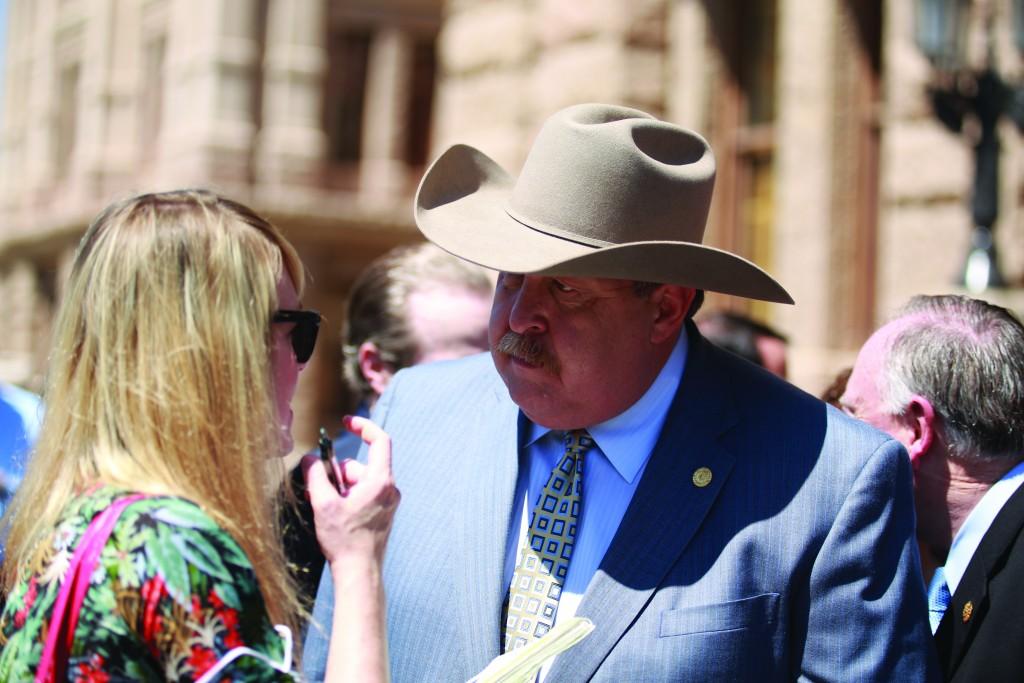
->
[927,565,951,634]
[504,430,594,652]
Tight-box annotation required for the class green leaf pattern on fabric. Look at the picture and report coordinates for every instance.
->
[0,487,296,681]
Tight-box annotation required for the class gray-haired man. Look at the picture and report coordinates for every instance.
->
[842,294,1024,681]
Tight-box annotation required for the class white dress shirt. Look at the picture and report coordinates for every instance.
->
[503,331,688,635]
[943,458,1024,596]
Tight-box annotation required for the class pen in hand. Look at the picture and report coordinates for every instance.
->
[318,427,344,494]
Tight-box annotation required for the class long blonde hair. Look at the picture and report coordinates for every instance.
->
[1,189,303,630]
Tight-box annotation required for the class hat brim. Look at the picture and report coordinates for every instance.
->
[415,144,794,304]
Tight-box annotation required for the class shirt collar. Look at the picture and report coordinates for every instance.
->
[527,330,688,484]
[943,458,1024,594]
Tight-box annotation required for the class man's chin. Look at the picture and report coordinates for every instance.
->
[495,358,550,395]
[518,403,582,431]
[498,375,564,420]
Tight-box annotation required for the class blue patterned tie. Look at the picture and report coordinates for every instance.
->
[927,566,951,633]
[504,430,593,652]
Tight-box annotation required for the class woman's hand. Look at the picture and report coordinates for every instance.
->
[303,415,400,569]
[305,416,398,683]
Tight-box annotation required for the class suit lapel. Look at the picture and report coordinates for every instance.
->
[547,326,739,681]
[455,376,523,675]
[939,481,1024,677]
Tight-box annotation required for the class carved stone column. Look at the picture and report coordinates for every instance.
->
[254,0,328,192]
[359,27,413,197]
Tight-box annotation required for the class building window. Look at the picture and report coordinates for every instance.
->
[54,62,80,180]
[405,37,437,169]
[830,0,882,345]
[322,16,440,190]
[325,30,372,165]
[705,0,778,316]
[139,35,166,160]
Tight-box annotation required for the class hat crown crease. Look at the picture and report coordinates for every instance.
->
[507,106,715,248]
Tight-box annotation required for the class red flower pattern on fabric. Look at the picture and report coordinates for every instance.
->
[0,489,290,680]
[140,575,167,657]
[13,577,37,628]
[23,577,37,610]
[74,653,110,683]
[224,627,244,650]
[209,589,244,650]
[186,644,219,675]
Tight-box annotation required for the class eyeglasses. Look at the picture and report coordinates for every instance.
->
[273,309,321,363]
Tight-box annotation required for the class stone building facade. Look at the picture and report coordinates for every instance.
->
[0,0,444,446]
[1,0,1023,447]
[431,0,1024,388]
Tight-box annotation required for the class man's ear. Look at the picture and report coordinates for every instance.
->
[904,394,936,464]
[649,286,694,345]
[358,341,394,398]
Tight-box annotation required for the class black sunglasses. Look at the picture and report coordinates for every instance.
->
[273,309,321,363]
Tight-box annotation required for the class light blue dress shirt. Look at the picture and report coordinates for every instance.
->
[503,330,688,627]
[942,458,1024,596]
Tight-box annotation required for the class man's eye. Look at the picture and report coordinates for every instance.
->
[552,280,576,293]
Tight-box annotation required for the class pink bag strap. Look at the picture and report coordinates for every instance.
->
[35,494,150,683]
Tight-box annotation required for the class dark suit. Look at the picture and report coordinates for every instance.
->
[304,324,938,681]
[935,480,1024,680]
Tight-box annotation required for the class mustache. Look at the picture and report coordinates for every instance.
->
[495,332,559,373]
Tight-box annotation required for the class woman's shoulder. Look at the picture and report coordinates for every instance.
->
[55,486,259,608]
[69,486,230,535]
[84,487,283,678]
[61,486,242,549]
[69,485,215,520]
[90,486,258,595]
[1,487,284,682]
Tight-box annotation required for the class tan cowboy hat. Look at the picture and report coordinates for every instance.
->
[415,103,793,304]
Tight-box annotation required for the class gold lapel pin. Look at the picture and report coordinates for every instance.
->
[692,467,713,488]
[962,601,973,623]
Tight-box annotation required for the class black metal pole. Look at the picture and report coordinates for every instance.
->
[963,69,1006,289]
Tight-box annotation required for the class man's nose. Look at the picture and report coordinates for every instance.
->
[507,278,548,335]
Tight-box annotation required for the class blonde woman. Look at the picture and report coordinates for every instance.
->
[0,190,397,681]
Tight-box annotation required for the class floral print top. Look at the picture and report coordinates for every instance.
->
[0,487,296,681]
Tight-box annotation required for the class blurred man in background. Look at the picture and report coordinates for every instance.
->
[286,242,492,602]
[335,241,492,456]
[842,294,1024,681]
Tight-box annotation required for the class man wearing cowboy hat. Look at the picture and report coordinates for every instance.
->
[303,104,937,681]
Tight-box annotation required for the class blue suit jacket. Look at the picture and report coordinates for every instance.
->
[304,325,939,681]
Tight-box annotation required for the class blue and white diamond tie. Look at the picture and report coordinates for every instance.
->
[927,566,951,633]
[504,430,593,652]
